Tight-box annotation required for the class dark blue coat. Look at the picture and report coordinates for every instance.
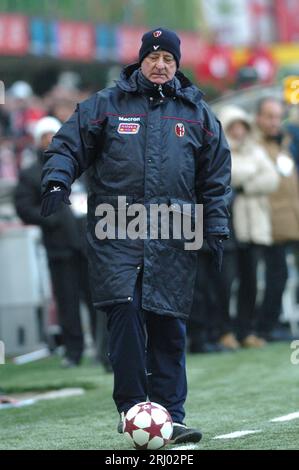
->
[41,64,231,319]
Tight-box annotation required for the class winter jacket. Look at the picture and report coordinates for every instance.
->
[41,65,231,319]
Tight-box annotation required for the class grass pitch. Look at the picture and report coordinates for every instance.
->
[0,342,298,450]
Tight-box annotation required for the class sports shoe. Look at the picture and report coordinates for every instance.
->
[170,423,202,445]
[241,334,266,348]
[218,333,240,351]
[117,411,125,434]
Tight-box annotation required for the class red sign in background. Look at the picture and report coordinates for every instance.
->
[57,21,95,60]
[275,0,299,41]
[195,44,236,86]
[246,46,276,83]
[117,26,146,63]
[179,31,206,68]
[0,14,28,55]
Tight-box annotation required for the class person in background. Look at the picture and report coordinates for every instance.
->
[284,106,299,174]
[219,105,280,347]
[14,116,97,368]
[284,106,299,304]
[255,98,299,341]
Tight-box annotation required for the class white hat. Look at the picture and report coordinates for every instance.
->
[32,116,61,145]
[9,81,33,99]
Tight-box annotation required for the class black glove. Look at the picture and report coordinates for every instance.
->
[206,234,224,272]
[41,183,71,217]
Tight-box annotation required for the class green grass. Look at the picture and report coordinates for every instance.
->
[0,343,298,450]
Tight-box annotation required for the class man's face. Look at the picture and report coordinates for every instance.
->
[141,50,177,84]
[256,100,284,137]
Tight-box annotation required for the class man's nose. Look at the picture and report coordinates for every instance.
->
[155,57,166,68]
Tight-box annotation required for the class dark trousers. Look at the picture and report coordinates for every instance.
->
[256,243,288,334]
[235,244,263,340]
[188,252,213,346]
[212,250,237,337]
[188,250,236,345]
[105,276,187,424]
[48,251,97,363]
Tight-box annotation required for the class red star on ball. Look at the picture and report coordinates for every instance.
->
[143,418,165,439]
[124,416,140,434]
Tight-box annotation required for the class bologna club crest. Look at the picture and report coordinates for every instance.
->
[153,30,162,38]
[175,123,185,137]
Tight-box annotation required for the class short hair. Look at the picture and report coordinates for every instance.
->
[256,96,283,115]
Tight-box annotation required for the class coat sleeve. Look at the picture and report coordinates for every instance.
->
[41,96,102,194]
[196,105,232,238]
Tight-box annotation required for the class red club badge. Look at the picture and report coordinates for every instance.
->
[175,123,185,137]
[153,30,162,38]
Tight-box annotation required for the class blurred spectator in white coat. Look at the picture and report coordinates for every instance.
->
[219,105,279,347]
[254,98,299,340]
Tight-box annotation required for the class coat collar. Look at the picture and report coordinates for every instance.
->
[115,62,204,106]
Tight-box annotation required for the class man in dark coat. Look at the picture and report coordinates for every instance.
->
[15,116,97,367]
[40,28,231,444]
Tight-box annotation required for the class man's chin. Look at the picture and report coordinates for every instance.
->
[150,76,168,84]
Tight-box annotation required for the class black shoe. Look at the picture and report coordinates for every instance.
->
[117,412,125,434]
[170,423,202,445]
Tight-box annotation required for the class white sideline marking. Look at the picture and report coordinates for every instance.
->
[13,348,50,365]
[213,430,262,439]
[34,388,85,401]
[0,388,85,410]
[171,444,198,450]
[0,399,36,410]
[270,411,299,422]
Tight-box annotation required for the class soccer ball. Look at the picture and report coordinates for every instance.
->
[123,401,173,450]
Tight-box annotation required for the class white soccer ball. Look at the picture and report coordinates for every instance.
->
[123,401,173,450]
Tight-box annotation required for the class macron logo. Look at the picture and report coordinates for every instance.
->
[153,45,160,50]
[118,116,141,122]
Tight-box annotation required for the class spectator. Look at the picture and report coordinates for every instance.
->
[255,98,299,340]
[220,105,279,347]
[14,116,97,367]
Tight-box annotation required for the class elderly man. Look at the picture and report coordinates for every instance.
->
[41,28,231,444]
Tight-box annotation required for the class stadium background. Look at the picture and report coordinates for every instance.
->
[0,0,299,451]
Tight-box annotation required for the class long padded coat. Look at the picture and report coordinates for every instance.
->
[41,64,231,319]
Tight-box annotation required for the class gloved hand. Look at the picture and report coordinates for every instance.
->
[206,234,224,272]
[41,183,71,217]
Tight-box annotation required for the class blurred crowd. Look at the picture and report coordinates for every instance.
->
[189,97,299,353]
[0,76,91,186]
[1,77,299,367]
